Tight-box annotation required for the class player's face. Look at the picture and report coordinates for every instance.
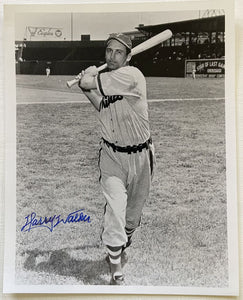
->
[105,39,129,70]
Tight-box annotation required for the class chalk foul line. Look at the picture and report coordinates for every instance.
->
[17,97,225,105]
[149,97,225,102]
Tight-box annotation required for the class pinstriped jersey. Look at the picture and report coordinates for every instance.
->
[95,66,150,147]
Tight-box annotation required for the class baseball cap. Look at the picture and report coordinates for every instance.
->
[106,33,132,50]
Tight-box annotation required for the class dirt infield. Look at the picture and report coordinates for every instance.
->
[15,75,227,287]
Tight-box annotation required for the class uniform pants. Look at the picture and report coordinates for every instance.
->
[99,142,154,247]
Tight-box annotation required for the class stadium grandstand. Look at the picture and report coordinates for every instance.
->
[15,14,225,77]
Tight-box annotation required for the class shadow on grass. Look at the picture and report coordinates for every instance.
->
[23,248,110,285]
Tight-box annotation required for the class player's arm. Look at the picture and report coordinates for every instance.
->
[80,88,102,112]
[79,66,102,111]
[80,66,98,90]
[96,67,138,97]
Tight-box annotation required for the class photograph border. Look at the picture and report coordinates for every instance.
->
[2,0,239,295]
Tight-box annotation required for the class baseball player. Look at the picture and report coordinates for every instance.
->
[192,64,196,79]
[46,66,51,77]
[78,33,155,285]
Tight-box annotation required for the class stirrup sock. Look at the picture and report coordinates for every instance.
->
[107,247,122,264]
[125,227,135,247]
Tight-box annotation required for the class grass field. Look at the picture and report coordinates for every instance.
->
[16,75,227,287]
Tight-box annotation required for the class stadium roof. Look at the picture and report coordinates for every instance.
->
[136,15,225,35]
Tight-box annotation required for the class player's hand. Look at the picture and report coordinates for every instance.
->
[84,66,98,76]
[77,71,85,89]
[75,71,84,81]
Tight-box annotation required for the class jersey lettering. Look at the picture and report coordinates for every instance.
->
[100,95,123,110]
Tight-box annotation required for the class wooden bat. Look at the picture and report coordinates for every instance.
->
[66,29,172,88]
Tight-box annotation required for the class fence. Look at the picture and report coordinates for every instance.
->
[16,58,225,78]
[16,60,185,77]
[16,60,105,75]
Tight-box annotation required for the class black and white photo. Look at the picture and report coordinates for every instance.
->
[2,0,239,295]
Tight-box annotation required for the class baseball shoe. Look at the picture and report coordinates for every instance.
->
[106,257,124,285]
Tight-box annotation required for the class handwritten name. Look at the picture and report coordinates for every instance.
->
[21,209,91,233]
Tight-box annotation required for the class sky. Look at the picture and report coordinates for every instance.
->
[15,11,200,41]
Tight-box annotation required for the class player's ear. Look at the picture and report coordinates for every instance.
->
[126,53,132,62]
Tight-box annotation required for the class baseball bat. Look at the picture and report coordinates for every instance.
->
[66,29,172,88]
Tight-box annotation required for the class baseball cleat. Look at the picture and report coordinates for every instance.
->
[106,257,124,285]
[110,272,124,285]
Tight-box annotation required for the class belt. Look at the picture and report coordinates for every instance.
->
[102,137,152,154]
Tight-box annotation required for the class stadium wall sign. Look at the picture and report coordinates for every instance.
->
[27,26,63,40]
[185,58,225,77]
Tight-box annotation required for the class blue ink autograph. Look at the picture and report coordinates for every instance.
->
[21,209,91,232]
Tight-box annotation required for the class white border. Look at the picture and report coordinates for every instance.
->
[2,0,239,295]
[224,3,239,295]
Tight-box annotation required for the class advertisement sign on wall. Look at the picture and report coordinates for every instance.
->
[185,59,225,77]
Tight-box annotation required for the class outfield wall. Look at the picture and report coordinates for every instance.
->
[17,59,224,78]
[16,60,105,75]
[16,60,185,77]
[137,60,185,77]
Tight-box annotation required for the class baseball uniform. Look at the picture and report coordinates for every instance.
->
[95,65,155,248]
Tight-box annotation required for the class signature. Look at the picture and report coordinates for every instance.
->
[21,209,91,232]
